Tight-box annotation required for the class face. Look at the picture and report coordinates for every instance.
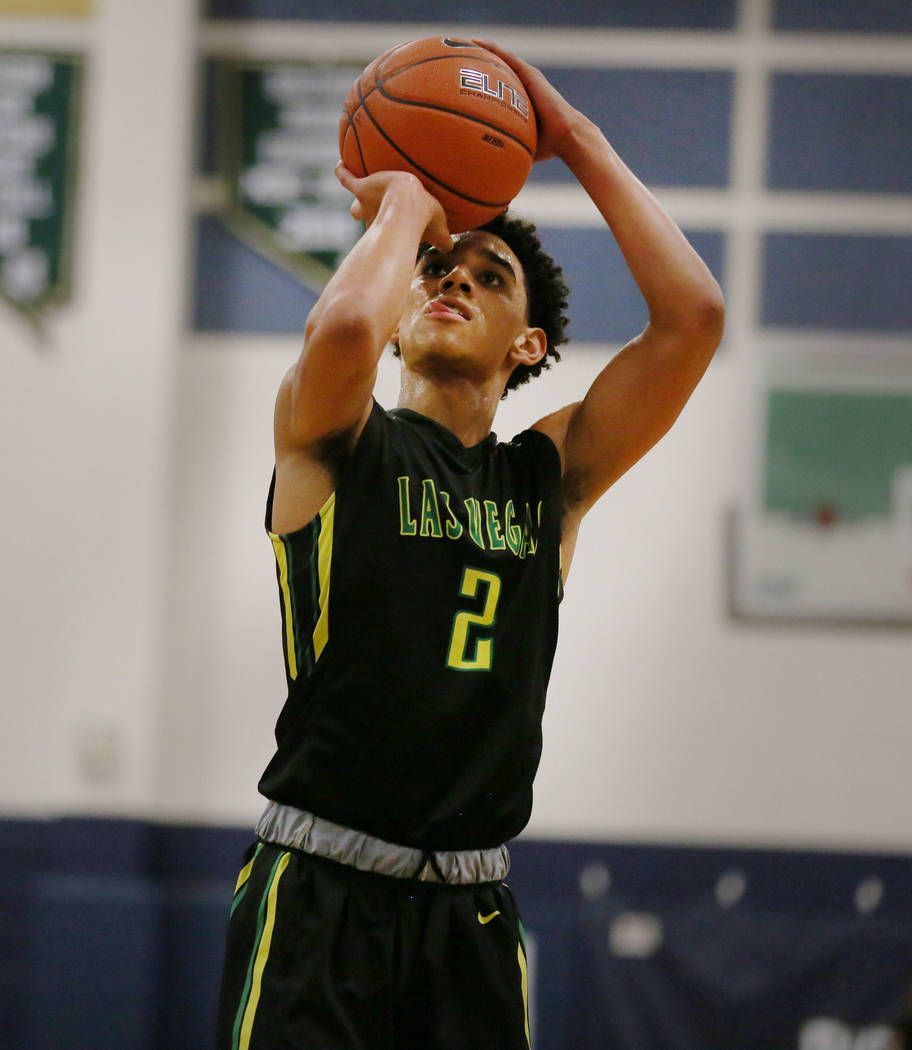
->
[394,231,543,382]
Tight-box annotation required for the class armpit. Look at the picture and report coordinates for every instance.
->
[314,424,361,487]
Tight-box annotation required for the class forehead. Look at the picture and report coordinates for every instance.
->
[454,230,520,269]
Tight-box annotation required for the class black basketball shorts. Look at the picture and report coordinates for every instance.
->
[215,841,533,1050]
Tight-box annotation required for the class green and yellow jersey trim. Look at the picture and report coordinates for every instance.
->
[268,492,336,681]
[312,493,334,661]
[269,533,298,679]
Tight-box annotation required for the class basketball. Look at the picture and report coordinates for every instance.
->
[339,37,537,233]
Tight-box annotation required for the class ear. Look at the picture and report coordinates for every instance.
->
[510,327,547,369]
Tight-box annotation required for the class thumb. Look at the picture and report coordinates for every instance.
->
[335,160,359,191]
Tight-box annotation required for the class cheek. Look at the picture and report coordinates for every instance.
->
[494,300,529,336]
[398,288,424,328]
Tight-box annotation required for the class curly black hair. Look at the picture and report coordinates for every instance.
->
[478,211,569,395]
[392,211,570,397]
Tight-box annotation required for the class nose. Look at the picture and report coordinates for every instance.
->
[440,265,472,296]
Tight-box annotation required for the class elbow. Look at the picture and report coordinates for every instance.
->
[700,280,726,348]
[681,278,725,355]
[650,276,725,353]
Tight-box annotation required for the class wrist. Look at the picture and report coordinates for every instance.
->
[555,113,608,167]
[376,172,450,252]
[380,172,436,216]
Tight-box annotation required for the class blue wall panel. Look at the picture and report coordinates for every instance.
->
[26,874,161,1050]
[5,819,248,1050]
[539,226,726,344]
[0,821,47,1050]
[532,69,733,189]
[193,216,319,333]
[768,74,912,193]
[204,0,736,29]
[774,0,912,33]
[762,233,912,332]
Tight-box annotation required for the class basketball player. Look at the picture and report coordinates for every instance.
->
[216,40,724,1050]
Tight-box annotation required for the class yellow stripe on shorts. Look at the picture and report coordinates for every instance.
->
[234,844,262,895]
[233,850,291,1050]
[518,940,531,1048]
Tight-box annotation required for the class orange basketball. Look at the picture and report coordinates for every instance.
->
[339,37,537,233]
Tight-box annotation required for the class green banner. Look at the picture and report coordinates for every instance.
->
[765,389,912,522]
[0,52,81,320]
[216,60,363,291]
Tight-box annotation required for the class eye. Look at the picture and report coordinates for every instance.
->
[480,270,503,287]
[420,259,447,277]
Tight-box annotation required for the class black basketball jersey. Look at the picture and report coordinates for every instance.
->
[259,400,563,851]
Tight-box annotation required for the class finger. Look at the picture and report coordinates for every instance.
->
[472,38,522,69]
[425,219,453,255]
[335,160,360,191]
[472,37,507,55]
[428,231,453,254]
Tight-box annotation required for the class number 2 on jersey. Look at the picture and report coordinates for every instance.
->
[446,567,502,671]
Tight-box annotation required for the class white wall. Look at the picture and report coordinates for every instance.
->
[1,0,196,816]
[1,6,909,854]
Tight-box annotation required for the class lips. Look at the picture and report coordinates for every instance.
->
[425,297,470,321]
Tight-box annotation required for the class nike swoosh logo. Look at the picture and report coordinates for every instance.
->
[477,910,501,925]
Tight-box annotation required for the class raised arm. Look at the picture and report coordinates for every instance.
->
[277,166,451,453]
[476,42,725,532]
[270,167,451,533]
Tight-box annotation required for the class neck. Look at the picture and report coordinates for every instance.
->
[397,369,503,447]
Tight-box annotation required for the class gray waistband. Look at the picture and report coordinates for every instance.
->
[255,800,510,885]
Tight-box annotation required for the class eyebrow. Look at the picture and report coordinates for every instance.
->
[479,247,517,283]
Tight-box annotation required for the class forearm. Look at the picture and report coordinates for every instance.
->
[559,117,724,332]
[305,175,436,356]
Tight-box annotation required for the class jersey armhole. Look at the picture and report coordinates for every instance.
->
[517,426,563,495]
[264,399,387,537]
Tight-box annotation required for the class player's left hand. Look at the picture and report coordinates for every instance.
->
[471,39,585,162]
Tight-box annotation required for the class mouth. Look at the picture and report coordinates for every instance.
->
[425,297,470,321]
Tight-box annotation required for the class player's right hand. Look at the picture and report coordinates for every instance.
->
[335,163,452,253]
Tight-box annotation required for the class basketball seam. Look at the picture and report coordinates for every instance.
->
[354,76,513,209]
[342,109,367,176]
